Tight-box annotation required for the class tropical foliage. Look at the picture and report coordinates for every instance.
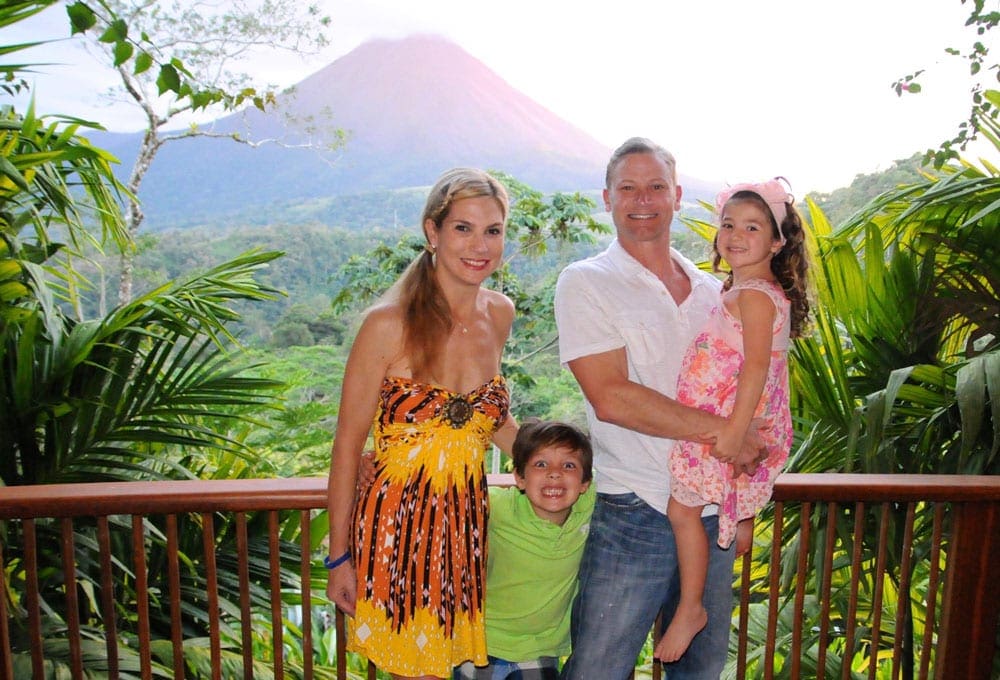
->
[0,4,308,676]
[66,0,343,303]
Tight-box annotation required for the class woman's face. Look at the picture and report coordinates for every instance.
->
[424,196,506,288]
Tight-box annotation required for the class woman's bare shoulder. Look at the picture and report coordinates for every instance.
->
[482,288,515,318]
[353,303,407,356]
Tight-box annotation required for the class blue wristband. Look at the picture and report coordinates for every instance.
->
[323,550,351,570]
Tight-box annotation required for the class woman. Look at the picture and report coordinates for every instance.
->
[326,167,517,679]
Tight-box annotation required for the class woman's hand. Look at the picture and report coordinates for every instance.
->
[326,560,357,616]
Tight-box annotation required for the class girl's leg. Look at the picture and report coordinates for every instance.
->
[654,497,709,663]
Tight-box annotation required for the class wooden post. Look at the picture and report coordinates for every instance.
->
[935,501,1000,679]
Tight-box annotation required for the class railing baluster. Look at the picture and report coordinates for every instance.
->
[300,510,314,680]
[0,540,11,680]
[336,608,348,680]
[96,516,119,680]
[235,512,253,680]
[59,517,83,679]
[917,503,944,680]
[867,503,891,680]
[790,501,812,679]
[891,503,916,678]
[816,501,838,680]
[736,544,752,680]
[650,609,662,680]
[201,512,222,680]
[842,502,865,680]
[22,519,43,678]
[764,501,784,678]
[165,514,185,679]
[268,511,285,679]
[131,515,152,680]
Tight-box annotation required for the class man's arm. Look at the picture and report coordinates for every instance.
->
[570,346,767,469]
[568,347,720,441]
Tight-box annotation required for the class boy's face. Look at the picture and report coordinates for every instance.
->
[515,445,590,526]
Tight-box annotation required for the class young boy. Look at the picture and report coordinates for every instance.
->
[455,419,595,680]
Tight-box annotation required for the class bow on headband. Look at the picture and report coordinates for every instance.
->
[715,177,793,245]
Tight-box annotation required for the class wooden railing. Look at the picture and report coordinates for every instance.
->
[1,474,998,680]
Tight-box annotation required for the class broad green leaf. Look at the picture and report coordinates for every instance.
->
[134,51,153,75]
[112,40,133,67]
[66,2,96,34]
[156,63,180,95]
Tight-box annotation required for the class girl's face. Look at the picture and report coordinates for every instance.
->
[716,199,783,280]
[424,196,506,288]
[515,445,590,526]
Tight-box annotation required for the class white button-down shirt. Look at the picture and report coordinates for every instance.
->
[555,239,722,514]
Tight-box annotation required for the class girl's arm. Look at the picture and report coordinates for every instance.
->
[326,308,401,615]
[713,288,777,463]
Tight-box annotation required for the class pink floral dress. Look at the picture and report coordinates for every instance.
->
[669,278,792,548]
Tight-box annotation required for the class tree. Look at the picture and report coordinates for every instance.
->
[893,0,999,168]
[2,8,303,674]
[63,0,344,303]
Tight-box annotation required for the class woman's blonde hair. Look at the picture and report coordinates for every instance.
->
[384,168,509,379]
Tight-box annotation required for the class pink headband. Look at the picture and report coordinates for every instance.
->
[715,177,794,245]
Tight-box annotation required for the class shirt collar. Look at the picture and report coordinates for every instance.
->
[607,238,711,290]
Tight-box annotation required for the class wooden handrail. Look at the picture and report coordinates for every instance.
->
[772,473,1000,502]
[2,473,998,518]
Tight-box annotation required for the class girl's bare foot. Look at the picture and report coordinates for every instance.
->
[654,603,708,663]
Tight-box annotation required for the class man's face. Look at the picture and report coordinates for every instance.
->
[603,152,681,247]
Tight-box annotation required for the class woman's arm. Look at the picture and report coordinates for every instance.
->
[325,309,401,615]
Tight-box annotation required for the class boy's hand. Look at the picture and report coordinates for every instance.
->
[357,451,376,490]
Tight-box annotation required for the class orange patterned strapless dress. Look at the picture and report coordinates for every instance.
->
[348,374,509,678]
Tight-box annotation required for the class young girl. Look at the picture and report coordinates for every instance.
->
[654,178,811,663]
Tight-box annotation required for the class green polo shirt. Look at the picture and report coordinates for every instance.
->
[485,484,595,661]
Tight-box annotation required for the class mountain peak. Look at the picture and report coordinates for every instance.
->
[285,34,610,177]
[95,35,614,227]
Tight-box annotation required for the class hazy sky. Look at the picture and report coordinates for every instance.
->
[10,0,993,193]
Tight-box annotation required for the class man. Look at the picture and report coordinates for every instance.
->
[555,137,758,679]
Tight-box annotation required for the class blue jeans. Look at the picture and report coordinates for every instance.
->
[560,493,734,680]
[455,656,560,680]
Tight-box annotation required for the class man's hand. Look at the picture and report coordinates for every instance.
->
[730,418,768,477]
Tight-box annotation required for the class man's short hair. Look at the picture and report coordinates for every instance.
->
[605,137,677,189]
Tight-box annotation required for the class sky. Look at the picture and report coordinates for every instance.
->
[8,0,995,194]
